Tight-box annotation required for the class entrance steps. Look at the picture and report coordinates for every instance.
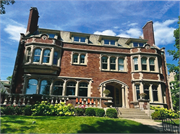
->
[115,107,150,119]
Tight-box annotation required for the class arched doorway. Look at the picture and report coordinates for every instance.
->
[106,82,122,107]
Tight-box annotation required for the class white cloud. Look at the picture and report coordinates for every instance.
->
[94,30,116,36]
[128,23,138,27]
[154,19,178,46]
[118,28,142,38]
[4,25,26,42]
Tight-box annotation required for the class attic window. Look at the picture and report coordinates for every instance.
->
[74,36,86,43]
[133,42,144,47]
[104,40,115,45]
[48,34,55,38]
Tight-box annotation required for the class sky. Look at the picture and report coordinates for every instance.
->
[0,0,179,80]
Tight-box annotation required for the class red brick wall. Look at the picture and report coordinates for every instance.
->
[133,73,140,79]
[143,73,158,80]
[131,48,138,53]
[140,48,156,53]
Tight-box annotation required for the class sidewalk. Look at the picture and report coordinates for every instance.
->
[122,118,164,132]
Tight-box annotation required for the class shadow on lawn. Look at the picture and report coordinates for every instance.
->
[77,119,160,133]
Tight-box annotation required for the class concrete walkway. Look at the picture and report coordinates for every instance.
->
[123,118,164,132]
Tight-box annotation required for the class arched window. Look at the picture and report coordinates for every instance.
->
[133,57,138,71]
[40,80,51,95]
[26,47,31,62]
[26,79,37,94]
[53,51,58,65]
[33,48,41,62]
[152,85,158,101]
[102,56,108,69]
[79,82,88,96]
[149,58,155,71]
[53,81,63,95]
[73,53,78,63]
[141,57,147,70]
[110,57,116,70]
[118,58,124,71]
[66,81,76,95]
[80,54,85,64]
[43,49,51,63]
[144,85,149,99]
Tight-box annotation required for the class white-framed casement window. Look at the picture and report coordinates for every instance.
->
[149,58,155,71]
[101,55,126,72]
[144,85,149,100]
[110,57,116,70]
[72,52,87,65]
[104,39,116,45]
[33,48,41,63]
[43,49,51,63]
[66,81,76,95]
[141,57,147,71]
[26,47,31,62]
[135,84,140,100]
[26,79,38,94]
[53,81,63,95]
[133,57,138,71]
[102,56,108,69]
[79,82,88,96]
[118,58,124,71]
[152,85,158,101]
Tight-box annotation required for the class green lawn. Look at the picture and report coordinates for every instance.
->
[1,115,160,133]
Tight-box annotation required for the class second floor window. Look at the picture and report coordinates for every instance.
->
[133,57,138,71]
[149,58,155,71]
[80,54,85,63]
[118,58,124,71]
[102,56,108,69]
[26,48,31,62]
[73,53,78,63]
[43,49,50,63]
[110,57,116,70]
[33,48,41,62]
[53,51,58,65]
[141,57,147,70]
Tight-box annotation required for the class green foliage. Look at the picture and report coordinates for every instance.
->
[95,108,105,117]
[6,76,12,83]
[75,105,86,116]
[23,105,33,115]
[151,111,161,120]
[167,16,180,112]
[85,108,96,116]
[31,101,75,116]
[1,105,15,115]
[106,108,117,118]
[103,89,111,95]
[150,106,179,119]
[0,0,15,14]
[14,106,23,115]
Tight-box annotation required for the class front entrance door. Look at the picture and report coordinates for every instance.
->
[106,84,122,107]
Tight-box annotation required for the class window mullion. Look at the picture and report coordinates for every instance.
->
[40,48,44,64]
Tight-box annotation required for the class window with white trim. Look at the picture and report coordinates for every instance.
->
[72,52,87,65]
[73,36,86,43]
[118,58,124,71]
[135,84,140,100]
[53,81,63,95]
[133,57,138,71]
[133,42,144,47]
[149,58,155,71]
[152,85,158,101]
[102,56,108,69]
[79,82,88,96]
[33,48,41,62]
[40,80,51,95]
[144,85,149,100]
[26,47,31,62]
[141,57,147,71]
[110,57,116,70]
[26,79,37,94]
[43,49,51,63]
[66,81,76,95]
[53,51,58,65]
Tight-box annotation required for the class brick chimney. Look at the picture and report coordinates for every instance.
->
[26,7,39,34]
[142,21,155,46]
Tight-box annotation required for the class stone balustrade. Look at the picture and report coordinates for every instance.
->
[0,94,112,108]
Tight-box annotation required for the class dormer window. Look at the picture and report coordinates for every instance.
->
[133,42,144,47]
[104,40,115,45]
[74,36,86,43]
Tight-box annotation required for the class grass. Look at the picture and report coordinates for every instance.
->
[1,115,160,133]
[154,119,180,125]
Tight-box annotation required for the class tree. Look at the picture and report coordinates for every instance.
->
[0,0,15,14]
[167,16,179,112]
[6,76,12,84]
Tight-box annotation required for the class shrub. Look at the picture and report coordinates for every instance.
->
[85,108,96,116]
[151,111,161,120]
[106,108,117,118]
[95,108,105,117]
[14,106,23,115]
[75,105,86,116]
[3,105,15,115]
[23,105,33,115]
